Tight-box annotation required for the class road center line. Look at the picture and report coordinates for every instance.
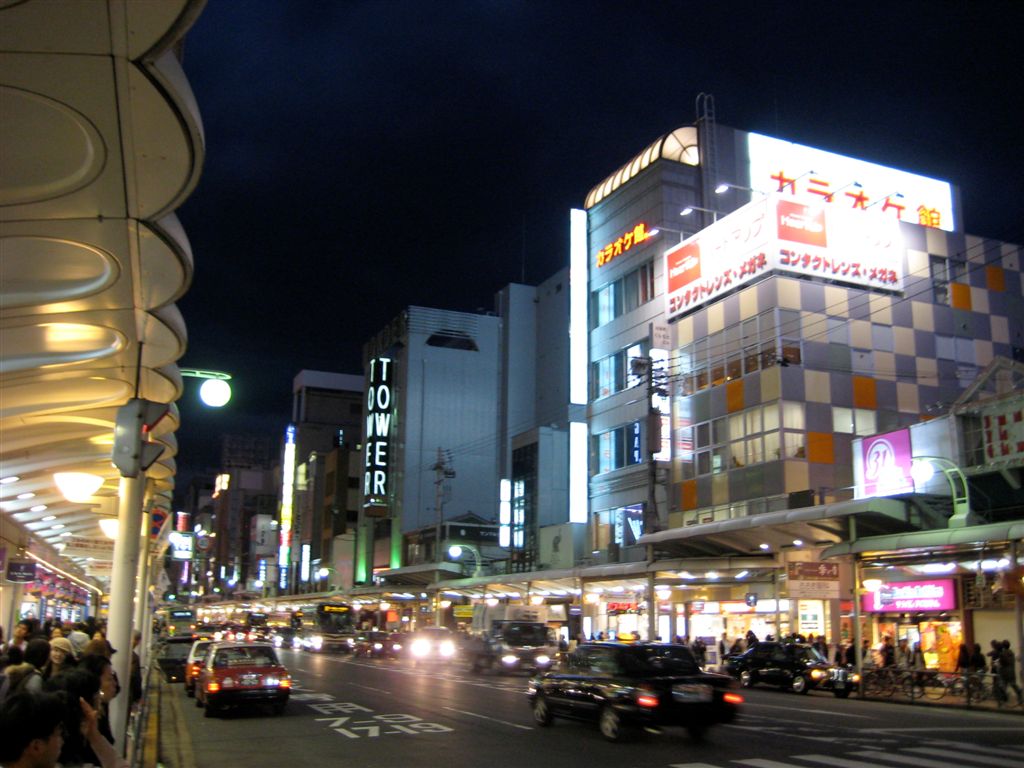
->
[346,682,392,694]
[741,702,873,718]
[441,706,532,730]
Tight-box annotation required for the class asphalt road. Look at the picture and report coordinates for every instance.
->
[169,649,1024,768]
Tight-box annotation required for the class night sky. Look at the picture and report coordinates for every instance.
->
[172,1,1024,481]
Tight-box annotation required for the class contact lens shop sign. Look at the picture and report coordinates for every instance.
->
[861,579,956,612]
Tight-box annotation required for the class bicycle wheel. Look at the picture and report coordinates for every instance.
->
[948,676,966,698]
[902,674,924,700]
[925,675,948,700]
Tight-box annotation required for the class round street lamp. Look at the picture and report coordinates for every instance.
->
[448,544,483,578]
[180,368,233,407]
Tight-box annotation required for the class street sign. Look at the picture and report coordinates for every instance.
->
[62,537,116,560]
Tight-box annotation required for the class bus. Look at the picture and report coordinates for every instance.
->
[293,602,356,652]
[159,607,197,639]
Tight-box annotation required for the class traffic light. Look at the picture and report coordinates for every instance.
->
[112,398,168,477]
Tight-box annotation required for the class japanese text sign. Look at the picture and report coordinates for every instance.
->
[861,579,956,612]
[747,133,955,232]
[664,193,903,320]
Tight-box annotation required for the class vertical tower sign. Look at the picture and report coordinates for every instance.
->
[364,357,393,509]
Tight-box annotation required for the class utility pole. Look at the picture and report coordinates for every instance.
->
[631,357,667,536]
[431,448,455,562]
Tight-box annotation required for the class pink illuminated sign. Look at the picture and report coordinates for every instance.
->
[860,429,914,497]
[861,579,957,613]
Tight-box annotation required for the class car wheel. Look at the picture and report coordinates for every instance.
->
[740,670,754,688]
[599,706,628,742]
[532,694,553,727]
[791,674,809,694]
[834,689,851,699]
[195,692,203,708]
[185,683,194,698]
[203,700,218,718]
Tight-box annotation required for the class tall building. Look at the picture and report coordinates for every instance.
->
[579,120,1023,645]
[356,307,502,584]
[276,371,363,593]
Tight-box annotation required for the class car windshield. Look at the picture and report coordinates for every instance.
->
[796,646,827,663]
[161,643,193,659]
[619,645,699,675]
[214,647,279,667]
[502,622,550,647]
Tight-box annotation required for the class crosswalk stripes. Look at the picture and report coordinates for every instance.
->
[669,741,1023,768]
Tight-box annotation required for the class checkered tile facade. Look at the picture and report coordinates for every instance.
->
[670,225,1024,518]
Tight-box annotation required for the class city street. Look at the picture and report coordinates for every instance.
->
[167,649,1023,768]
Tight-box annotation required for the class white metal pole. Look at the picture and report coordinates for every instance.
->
[133,503,150,671]
[108,474,144,752]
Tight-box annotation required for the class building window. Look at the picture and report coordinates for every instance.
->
[930,254,965,306]
[676,402,786,476]
[592,342,649,400]
[594,423,645,474]
[591,259,657,328]
[679,309,789,391]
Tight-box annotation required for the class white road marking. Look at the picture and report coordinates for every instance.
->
[440,706,532,730]
[923,741,1024,758]
[789,755,895,768]
[346,682,392,694]
[742,702,874,718]
[905,747,1020,767]
[735,760,831,768]
[668,764,724,768]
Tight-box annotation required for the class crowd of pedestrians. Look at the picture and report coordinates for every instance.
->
[0,617,141,768]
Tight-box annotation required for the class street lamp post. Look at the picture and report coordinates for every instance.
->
[448,544,483,578]
[911,456,973,528]
[679,204,720,222]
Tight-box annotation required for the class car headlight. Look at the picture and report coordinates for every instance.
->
[439,641,456,658]
[392,643,402,651]
[273,636,283,647]
[851,673,861,683]
[373,643,383,651]
[311,635,324,649]
[411,638,430,657]
[810,669,825,680]
[501,654,518,666]
[535,654,551,666]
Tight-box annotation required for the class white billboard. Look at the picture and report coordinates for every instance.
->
[747,132,955,232]
[665,193,903,320]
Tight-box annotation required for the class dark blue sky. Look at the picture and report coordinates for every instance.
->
[173,1,1023,476]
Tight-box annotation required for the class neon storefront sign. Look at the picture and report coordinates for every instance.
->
[595,222,653,267]
[861,579,956,612]
[664,193,902,320]
[747,133,955,232]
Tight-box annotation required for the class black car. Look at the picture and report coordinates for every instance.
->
[352,631,404,659]
[528,642,741,742]
[724,641,859,697]
[155,636,195,683]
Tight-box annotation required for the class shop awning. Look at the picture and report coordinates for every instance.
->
[820,520,1024,559]
[636,497,944,558]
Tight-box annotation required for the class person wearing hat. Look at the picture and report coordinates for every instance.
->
[42,637,76,680]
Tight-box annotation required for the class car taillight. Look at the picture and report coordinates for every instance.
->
[280,676,291,689]
[206,681,221,693]
[636,685,659,708]
[723,692,744,704]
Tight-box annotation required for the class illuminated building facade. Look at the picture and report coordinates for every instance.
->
[355,307,503,584]
[580,124,1024,555]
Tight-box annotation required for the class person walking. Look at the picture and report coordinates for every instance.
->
[995,640,1022,707]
